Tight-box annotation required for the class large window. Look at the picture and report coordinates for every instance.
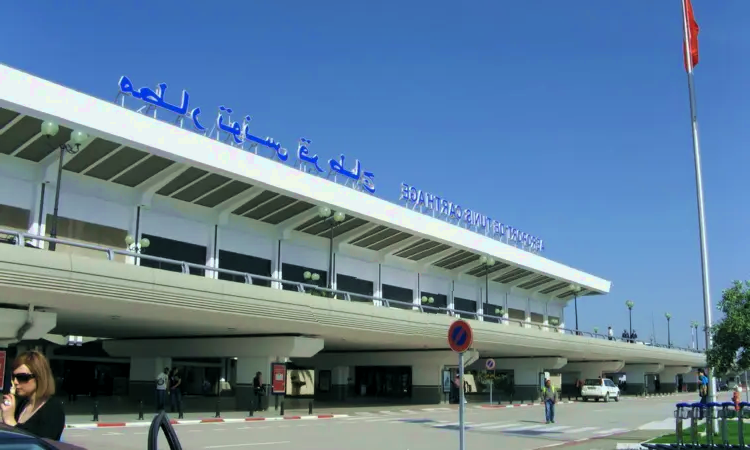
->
[382,284,413,310]
[140,234,206,276]
[218,250,272,287]
[354,366,411,398]
[46,215,128,262]
[337,274,374,303]
[454,297,477,319]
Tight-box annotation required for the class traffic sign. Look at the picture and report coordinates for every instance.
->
[485,358,496,370]
[448,320,473,353]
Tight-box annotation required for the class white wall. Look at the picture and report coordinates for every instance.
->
[282,242,328,272]
[419,273,451,297]
[0,173,33,211]
[336,254,377,283]
[453,281,478,301]
[141,209,211,247]
[220,226,275,261]
[381,264,417,291]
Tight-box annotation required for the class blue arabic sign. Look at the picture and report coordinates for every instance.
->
[400,183,544,253]
[116,76,375,194]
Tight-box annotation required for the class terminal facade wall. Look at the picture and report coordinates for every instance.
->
[0,157,567,327]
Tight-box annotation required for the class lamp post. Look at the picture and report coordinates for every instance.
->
[625,300,635,342]
[569,284,582,332]
[593,326,599,335]
[479,256,496,318]
[317,206,345,289]
[125,235,150,253]
[690,320,701,350]
[421,296,435,309]
[303,271,321,284]
[665,313,672,347]
[40,122,88,251]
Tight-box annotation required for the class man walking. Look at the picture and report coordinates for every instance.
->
[156,367,169,411]
[542,379,556,424]
[698,370,709,418]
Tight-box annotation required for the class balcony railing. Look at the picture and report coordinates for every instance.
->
[0,229,702,354]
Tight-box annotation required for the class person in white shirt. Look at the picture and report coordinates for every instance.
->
[608,326,614,341]
[155,367,169,411]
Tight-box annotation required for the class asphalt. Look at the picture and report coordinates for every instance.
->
[61,393,701,450]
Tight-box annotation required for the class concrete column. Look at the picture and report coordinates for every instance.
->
[659,366,693,393]
[623,363,664,395]
[490,357,567,402]
[373,264,383,307]
[129,357,172,403]
[27,182,47,247]
[271,240,282,289]
[525,298,531,329]
[206,225,219,279]
[476,289,484,321]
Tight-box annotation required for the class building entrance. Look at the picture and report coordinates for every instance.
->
[354,366,411,399]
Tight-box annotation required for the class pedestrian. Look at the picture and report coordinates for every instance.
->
[169,368,182,414]
[732,385,741,413]
[1,350,66,441]
[155,367,169,411]
[607,326,614,341]
[698,370,709,418]
[542,379,556,424]
[253,371,265,411]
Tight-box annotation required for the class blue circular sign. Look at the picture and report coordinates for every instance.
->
[448,320,473,353]
[486,359,496,370]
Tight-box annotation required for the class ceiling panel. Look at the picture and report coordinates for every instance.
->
[157,168,207,197]
[540,282,568,295]
[195,181,253,208]
[86,147,149,181]
[0,116,42,155]
[173,173,231,203]
[244,195,296,220]
[353,228,400,248]
[442,254,479,270]
[433,250,471,268]
[64,139,121,173]
[262,201,314,225]
[0,108,20,129]
[347,225,388,244]
[368,232,412,251]
[111,156,175,188]
[233,190,277,215]
[15,126,72,162]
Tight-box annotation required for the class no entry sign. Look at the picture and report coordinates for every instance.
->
[448,320,473,353]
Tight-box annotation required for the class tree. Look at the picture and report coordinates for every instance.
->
[706,280,750,376]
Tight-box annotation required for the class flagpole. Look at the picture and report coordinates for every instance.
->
[680,0,715,405]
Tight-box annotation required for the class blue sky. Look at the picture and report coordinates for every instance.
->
[2,1,747,348]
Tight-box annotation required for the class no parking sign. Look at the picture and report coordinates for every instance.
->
[485,358,496,371]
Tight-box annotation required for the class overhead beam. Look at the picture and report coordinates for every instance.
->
[81,145,125,176]
[9,132,43,156]
[215,185,265,225]
[505,273,538,288]
[450,258,482,277]
[138,163,189,206]
[418,247,456,271]
[276,207,322,239]
[333,222,379,251]
[0,114,25,136]
[529,279,559,294]
[377,235,421,260]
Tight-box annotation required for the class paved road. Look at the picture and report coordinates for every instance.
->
[62,396,689,450]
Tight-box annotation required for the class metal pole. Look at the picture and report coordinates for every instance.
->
[490,372,493,405]
[629,309,632,342]
[680,0,716,410]
[48,146,65,251]
[745,371,749,403]
[328,222,334,289]
[667,318,671,347]
[574,294,578,332]
[458,351,465,450]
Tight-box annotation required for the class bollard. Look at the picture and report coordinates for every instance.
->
[675,402,689,446]
[215,398,221,418]
[249,397,254,417]
[739,402,750,448]
[720,402,733,446]
[275,395,279,411]
[178,400,183,420]
[138,400,144,421]
[92,400,99,422]
[705,402,720,446]
[308,400,313,415]
[280,400,285,416]
[690,402,701,445]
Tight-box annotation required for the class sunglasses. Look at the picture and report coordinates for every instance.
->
[12,373,35,383]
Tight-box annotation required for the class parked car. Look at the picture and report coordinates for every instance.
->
[581,378,620,402]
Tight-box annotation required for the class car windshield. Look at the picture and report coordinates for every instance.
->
[584,379,603,386]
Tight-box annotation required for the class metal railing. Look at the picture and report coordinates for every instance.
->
[0,229,701,353]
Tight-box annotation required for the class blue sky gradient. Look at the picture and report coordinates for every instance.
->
[2,0,747,347]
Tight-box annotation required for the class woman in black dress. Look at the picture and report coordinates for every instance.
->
[1,350,65,441]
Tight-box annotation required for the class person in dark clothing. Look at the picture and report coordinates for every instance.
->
[622,329,629,342]
[1,350,65,441]
[169,368,182,414]
[630,330,638,343]
[253,372,265,411]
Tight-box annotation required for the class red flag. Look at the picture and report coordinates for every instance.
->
[683,0,699,71]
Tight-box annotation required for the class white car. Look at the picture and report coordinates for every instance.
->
[581,378,620,402]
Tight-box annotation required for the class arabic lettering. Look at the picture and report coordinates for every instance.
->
[118,76,189,116]
[361,171,375,194]
[297,138,323,173]
[216,106,242,144]
[329,154,361,180]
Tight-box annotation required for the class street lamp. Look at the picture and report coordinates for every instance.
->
[625,300,635,342]
[125,235,150,253]
[665,313,672,347]
[479,256,496,317]
[593,327,599,335]
[318,206,345,289]
[569,284,582,332]
[40,122,88,251]
[421,296,435,307]
[690,320,700,350]
[303,271,321,284]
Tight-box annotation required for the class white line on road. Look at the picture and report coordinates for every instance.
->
[479,423,522,430]
[594,428,628,435]
[237,426,270,430]
[563,427,599,434]
[543,425,572,431]
[469,422,511,428]
[204,442,290,449]
[505,424,545,432]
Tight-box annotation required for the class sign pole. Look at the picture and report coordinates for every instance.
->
[458,351,465,450]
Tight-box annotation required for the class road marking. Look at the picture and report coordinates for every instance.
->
[563,427,599,434]
[480,423,522,430]
[400,409,416,414]
[237,426,270,430]
[594,428,628,435]
[204,442,290,449]
[544,425,572,431]
[102,432,124,435]
[470,422,511,428]
[505,424,545,431]
[355,411,376,415]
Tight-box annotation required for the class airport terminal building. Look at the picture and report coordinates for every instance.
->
[0,64,703,409]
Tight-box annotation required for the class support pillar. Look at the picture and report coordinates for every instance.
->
[622,363,664,395]
[129,357,172,403]
[491,357,567,401]
[206,225,219,279]
[659,366,692,393]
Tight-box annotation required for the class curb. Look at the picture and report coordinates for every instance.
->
[65,414,348,429]
[531,430,632,449]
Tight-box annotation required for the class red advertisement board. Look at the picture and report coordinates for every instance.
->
[0,350,6,391]
[270,363,286,395]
